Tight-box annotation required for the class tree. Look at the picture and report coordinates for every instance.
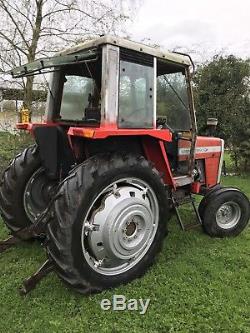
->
[0,0,139,109]
[238,119,250,171]
[194,55,250,171]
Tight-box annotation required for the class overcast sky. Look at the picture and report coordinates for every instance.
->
[129,0,250,62]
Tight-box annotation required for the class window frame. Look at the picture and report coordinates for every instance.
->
[59,74,97,121]
[46,49,103,125]
[156,59,194,133]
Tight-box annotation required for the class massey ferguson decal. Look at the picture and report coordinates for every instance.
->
[179,146,222,156]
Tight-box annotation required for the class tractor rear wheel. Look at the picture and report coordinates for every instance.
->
[0,145,57,233]
[46,154,169,294]
[202,188,250,237]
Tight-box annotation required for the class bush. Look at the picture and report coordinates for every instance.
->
[0,131,34,174]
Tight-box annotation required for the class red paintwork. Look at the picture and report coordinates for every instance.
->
[16,122,57,130]
[142,137,175,188]
[178,136,222,160]
[204,157,221,187]
[67,126,173,141]
[17,123,172,141]
[178,136,223,188]
[191,182,201,194]
[196,136,222,187]
[16,123,33,130]
[16,122,222,192]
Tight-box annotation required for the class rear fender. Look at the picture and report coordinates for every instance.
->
[33,126,75,179]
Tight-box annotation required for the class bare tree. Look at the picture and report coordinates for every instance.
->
[0,0,139,109]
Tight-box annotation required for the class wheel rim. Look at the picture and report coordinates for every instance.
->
[81,178,159,276]
[216,201,241,229]
[23,167,56,223]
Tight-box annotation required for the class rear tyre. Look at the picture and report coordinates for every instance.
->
[202,188,250,237]
[46,154,169,294]
[0,145,57,233]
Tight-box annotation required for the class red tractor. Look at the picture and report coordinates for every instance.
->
[0,36,249,294]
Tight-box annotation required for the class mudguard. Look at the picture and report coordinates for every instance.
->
[33,126,75,179]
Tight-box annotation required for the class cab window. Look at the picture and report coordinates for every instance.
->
[157,61,191,131]
[118,60,154,128]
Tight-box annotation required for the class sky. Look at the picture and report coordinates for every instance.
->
[129,0,250,62]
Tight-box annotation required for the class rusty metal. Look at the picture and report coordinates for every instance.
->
[0,196,56,294]
[0,235,22,253]
[185,67,197,177]
[0,207,50,253]
[19,260,54,296]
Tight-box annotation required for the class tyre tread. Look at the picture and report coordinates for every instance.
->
[46,153,168,294]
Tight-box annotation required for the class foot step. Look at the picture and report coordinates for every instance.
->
[171,195,202,231]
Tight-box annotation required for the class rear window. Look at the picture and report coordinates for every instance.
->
[118,60,154,128]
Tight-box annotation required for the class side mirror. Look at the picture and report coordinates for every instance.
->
[206,117,218,136]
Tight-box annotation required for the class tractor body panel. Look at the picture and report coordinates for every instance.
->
[178,136,224,187]
[20,121,224,193]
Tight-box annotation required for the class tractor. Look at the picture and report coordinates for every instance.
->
[0,36,249,294]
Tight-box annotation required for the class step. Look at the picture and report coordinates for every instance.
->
[171,194,203,231]
[174,175,192,187]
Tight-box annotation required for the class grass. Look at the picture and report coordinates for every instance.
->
[0,132,249,333]
[0,174,249,333]
[0,131,33,174]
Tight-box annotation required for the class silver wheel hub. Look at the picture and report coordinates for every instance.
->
[216,201,241,229]
[23,167,56,223]
[82,179,159,276]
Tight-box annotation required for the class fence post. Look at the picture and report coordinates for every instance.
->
[222,160,227,176]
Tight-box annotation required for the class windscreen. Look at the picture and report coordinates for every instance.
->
[157,69,191,131]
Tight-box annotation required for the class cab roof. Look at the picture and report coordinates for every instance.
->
[9,35,192,78]
[59,35,192,66]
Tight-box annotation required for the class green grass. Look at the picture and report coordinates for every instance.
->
[223,150,235,172]
[0,175,249,333]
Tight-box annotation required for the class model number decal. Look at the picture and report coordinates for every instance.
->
[178,146,222,156]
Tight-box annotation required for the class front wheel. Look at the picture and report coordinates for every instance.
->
[46,154,169,294]
[201,188,250,237]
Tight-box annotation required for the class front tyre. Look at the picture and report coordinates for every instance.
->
[46,154,169,294]
[202,188,250,237]
[198,185,222,219]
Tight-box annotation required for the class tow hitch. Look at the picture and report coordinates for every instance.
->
[0,193,59,295]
